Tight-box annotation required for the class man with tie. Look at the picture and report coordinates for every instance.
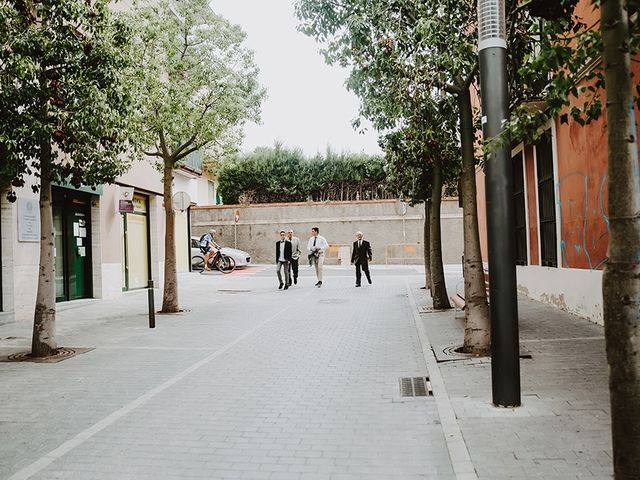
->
[307,226,328,287]
[351,231,372,287]
[275,230,292,290]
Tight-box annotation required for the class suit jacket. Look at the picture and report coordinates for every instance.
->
[276,240,292,263]
[351,239,372,265]
[289,236,302,260]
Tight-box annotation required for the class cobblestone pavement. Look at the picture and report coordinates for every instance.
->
[1,266,453,480]
[416,269,612,480]
[0,265,612,479]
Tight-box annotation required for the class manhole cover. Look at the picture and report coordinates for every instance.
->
[399,376,433,397]
[0,347,94,363]
[318,299,349,304]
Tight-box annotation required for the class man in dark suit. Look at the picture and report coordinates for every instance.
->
[351,231,372,287]
[275,230,292,290]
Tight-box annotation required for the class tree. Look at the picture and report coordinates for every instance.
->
[216,145,392,204]
[412,0,492,351]
[295,1,464,310]
[599,2,640,477]
[498,1,640,473]
[129,0,265,313]
[0,0,136,357]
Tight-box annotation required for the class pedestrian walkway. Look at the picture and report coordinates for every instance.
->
[0,266,612,479]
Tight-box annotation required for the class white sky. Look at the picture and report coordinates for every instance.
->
[209,0,382,156]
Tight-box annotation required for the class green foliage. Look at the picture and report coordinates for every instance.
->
[506,1,640,144]
[0,0,136,200]
[295,0,476,203]
[217,145,393,204]
[128,0,265,165]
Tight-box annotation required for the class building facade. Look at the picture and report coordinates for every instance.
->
[475,1,639,324]
[0,155,216,325]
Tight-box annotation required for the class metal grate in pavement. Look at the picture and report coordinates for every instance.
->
[399,376,433,397]
[0,347,94,363]
[417,306,448,314]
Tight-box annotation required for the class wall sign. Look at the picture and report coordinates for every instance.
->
[118,186,135,213]
[18,198,40,242]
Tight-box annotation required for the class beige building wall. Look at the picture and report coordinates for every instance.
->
[191,199,464,265]
[1,182,43,323]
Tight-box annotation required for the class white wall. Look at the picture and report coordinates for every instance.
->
[516,265,604,325]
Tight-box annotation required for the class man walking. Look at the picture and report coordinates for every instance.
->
[351,231,372,287]
[276,230,292,290]
[287,229,302,286]
[307,226,328,287]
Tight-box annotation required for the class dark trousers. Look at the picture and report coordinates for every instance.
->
[355,263,371,285]
[288,258,299,284]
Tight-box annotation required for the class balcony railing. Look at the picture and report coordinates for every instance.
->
[180,149,203,173]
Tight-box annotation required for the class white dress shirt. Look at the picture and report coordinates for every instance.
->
[307,235,329,255]
[278,240,287,262]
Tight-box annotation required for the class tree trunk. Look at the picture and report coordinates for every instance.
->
[32,145,57,357]
[600,2,640,478]
[423,201,432,289]
[459,88,491,355]
[161,157,179,313]
[430,158,451,310]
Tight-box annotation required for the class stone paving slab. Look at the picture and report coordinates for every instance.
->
[0,265,613,479]
[1,267,454,480]
[415,279,612,480]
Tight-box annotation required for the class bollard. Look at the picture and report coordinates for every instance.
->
[148,280,155,329]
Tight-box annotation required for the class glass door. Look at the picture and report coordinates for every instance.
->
[53,189,93,302]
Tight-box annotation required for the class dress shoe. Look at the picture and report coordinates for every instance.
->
[367,278,372,284]
[278,283,283,290]
[284,284,289,290]
[355,284,361,287]
[316,281,322,287]
[294,277,297,285]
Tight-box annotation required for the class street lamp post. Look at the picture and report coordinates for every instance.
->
[477,0,521,407]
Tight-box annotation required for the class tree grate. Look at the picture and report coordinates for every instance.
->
[399,376,433,397]
[0,347,94,363]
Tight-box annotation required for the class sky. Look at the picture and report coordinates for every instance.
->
[209,0,382,157]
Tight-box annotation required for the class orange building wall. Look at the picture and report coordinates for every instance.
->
[554,114,610,269]
[474,0,640,271]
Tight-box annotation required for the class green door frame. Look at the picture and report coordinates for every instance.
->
[53,187,93,302]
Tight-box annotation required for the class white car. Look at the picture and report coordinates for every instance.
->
[190,237,251,270]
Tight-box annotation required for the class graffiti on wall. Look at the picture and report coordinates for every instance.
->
[558,172,609,270]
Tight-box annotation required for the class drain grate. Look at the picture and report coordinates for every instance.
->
[217,289,251,294]
[417,306,448,314]
[0,347,94,363]
[399,376,433,397]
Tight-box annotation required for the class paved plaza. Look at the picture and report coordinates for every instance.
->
[0,265,612,479]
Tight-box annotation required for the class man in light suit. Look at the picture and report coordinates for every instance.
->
[287,229,302,286]
[275,231,292,290]
[351,231,372,287]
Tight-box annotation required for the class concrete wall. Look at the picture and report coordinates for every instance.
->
[516,266,604,325]
[191,199,464,265]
